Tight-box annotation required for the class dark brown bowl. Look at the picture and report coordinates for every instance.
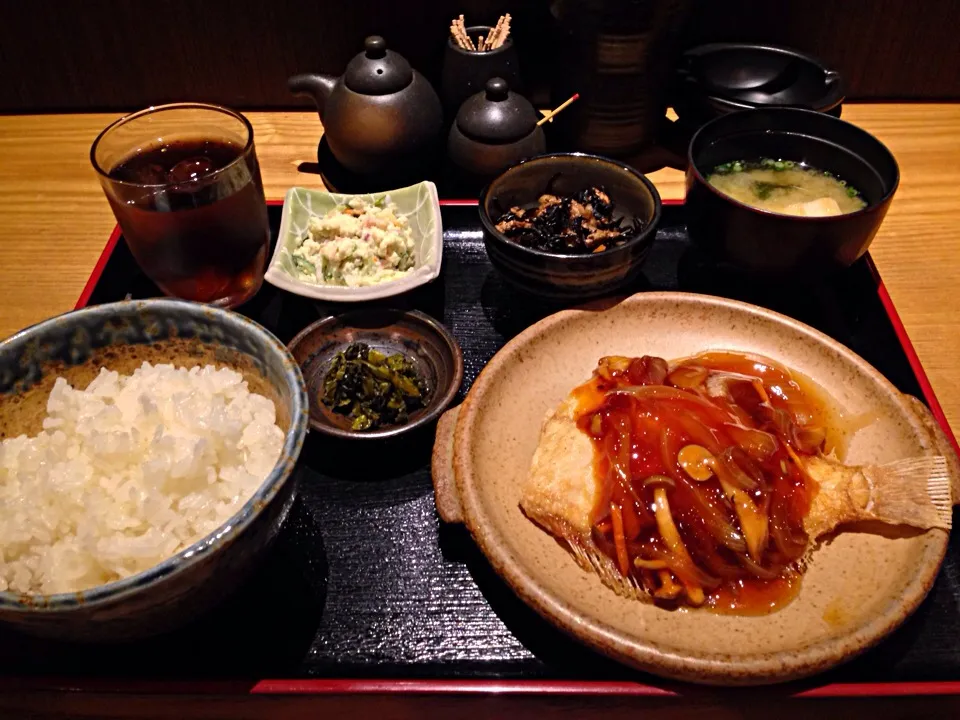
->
[479,153,662,299]
[685,108,899,277]
[287,309,463,440]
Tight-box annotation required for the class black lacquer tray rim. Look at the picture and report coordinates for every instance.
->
[37,197,960,701]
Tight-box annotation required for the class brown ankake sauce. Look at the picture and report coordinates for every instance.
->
[574,352,832,614]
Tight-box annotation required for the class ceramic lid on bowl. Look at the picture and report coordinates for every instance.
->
[456,78,539,143]
[675,43,845,114]
[344,36,413,95]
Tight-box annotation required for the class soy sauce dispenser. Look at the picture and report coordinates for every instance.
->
[446,78,546,186]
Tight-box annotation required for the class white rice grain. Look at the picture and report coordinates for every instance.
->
[0,363,285,595]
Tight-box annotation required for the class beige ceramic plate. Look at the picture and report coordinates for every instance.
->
[431,292,959,686]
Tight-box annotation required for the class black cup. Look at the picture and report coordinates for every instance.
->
[685,108,899,277]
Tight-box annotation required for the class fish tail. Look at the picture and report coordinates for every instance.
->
[862,456,953,531]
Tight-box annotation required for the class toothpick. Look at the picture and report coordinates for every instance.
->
[493,15,507,48]
[450,22,468,50]
[488,17,501,50]
[460,15,476,50]
[495,13,512,49]
[537,93,580,126]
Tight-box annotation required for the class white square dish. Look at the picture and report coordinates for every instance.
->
[265,182,443,302]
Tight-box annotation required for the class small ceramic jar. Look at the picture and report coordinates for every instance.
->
[447,78,546,181]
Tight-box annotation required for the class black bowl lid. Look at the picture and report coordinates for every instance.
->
[344,36,413,95]
[456,78,539,143]
[676,43,844,113]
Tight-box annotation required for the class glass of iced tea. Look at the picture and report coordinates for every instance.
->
[91,103,270,307]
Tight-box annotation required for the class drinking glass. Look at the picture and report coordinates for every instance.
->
[91,103,271,308]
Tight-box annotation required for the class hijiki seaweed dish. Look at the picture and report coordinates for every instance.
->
[495,187,643,254]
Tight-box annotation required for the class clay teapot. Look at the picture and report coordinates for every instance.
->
[447,78,545,180]
[289,36,443,176]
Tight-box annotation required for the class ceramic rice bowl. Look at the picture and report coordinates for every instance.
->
[0,299,308,641]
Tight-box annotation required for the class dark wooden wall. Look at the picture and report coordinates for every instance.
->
[1,0,958,113]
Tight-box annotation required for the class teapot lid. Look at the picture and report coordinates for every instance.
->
[456,78,539,143]
[344,36,413,95]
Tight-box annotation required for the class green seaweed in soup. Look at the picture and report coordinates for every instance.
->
[707,158,866,217]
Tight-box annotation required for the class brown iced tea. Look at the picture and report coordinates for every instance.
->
[92,104,270,307]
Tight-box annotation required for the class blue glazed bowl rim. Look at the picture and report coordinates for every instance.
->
[478,152,664,259]
[0,299,309,612]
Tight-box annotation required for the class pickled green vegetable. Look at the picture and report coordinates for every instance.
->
[321,342,429,431]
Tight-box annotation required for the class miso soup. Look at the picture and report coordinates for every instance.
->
[706,158,866,217]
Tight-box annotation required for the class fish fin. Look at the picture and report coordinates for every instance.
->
[901,394,960,506]
[522,508,648,601]
[861,456,953,531]
[566,534,649,601]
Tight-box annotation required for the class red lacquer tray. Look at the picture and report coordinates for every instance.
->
[3,200,959,714]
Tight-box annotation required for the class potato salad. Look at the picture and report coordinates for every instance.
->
[292,197,416,286]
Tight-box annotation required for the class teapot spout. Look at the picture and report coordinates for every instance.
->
[288,73,338,120]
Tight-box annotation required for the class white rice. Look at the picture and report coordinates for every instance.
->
[0,363,285,595]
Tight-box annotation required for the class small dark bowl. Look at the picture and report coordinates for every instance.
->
[287,309,463,440]
[685,108,899,276]
[479,153,663,298]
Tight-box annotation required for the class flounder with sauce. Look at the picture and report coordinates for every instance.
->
[520,352,953,614]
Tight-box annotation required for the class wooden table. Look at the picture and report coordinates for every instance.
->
[1,105,959,446]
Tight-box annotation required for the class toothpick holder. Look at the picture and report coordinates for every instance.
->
[441,25,522,117]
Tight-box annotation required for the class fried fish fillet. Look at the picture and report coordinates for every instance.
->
[520,386,953,604]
